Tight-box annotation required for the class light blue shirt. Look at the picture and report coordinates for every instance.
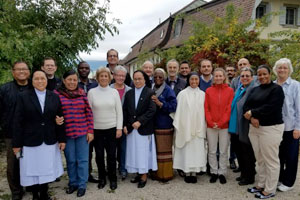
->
[275,77,300,131]
[135,86,144,109]
[34,88,46,113]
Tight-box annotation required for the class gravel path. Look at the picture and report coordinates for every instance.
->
[0,151,299,200]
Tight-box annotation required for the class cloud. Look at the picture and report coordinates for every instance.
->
[79,0,194,60]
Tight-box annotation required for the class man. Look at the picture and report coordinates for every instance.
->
[106,49,132,86]
[165,59,186,96]
[225,65,236,83]
[77,61,98,183]
[231,58,251,91]
[41,57,61,91]
[0,61,31,200]
[141,60,154,85]
[178,61,191,81]
[198,59,213,92]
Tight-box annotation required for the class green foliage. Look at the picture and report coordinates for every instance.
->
[161,4,271,71]
[268,30,300,80]
[0,0,120,84]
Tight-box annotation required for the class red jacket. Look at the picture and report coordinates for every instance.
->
[205,84,234,129]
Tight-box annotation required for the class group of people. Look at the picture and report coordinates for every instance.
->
[0,48,299,200]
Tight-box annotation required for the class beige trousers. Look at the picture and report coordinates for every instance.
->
[207,128,230,175]
[249,124,284,194]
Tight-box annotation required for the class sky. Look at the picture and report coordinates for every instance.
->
[79,0,196,61]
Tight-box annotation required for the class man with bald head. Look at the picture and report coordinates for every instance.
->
[231,58,251,91]
[141,60,154,85]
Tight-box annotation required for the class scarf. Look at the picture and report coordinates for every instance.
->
[153,81,166,97]
[57,85,85,99]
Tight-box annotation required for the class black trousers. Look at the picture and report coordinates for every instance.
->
[279,130,299,187]
[94,128,117,182]
[239,141,256,181]
[230,134,242,168]
[5,139,23,196]
[88,140,95,175]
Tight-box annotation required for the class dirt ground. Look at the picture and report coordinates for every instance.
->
[0,142,299,200]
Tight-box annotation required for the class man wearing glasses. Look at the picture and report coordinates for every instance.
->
[106,49,132,86]
[0,61,31,200]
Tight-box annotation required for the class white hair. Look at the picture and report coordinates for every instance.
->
[273,58,293,76]
[166,59,179,70]
[154,68,167,80]
[142,60,154,68]
[114,65,127,74]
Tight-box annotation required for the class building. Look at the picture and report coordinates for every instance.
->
[121,0,300,76]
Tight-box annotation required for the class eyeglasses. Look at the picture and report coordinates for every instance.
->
[108,55,118,58]
[13,68,29,72]
[240,75,251,78]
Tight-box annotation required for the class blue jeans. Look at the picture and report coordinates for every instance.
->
[64,135,89,189]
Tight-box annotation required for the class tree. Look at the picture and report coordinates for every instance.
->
[0,0,120,84]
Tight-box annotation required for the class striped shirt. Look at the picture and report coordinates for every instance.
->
[55,90,94,138]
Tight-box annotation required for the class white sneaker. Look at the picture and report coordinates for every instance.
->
[277,184,293,192]
[277,181,282,186]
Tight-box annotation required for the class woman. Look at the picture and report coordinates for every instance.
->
[273,58,300,192]
[244,65,285,199]
[110,65,132,180]
[55,70,94,197]
[205,68,234,184]
[12,70,65,200]
[173,72,207,184]
[88,67,123,190]
[123,70,157,188]
[228,67,257,186]
[151,68,177,182]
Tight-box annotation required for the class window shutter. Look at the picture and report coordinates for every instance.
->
[297,8,300,26]
[279,6,286,25]
[266,3,272,23]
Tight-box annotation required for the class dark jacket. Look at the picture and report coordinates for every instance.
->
[0,80,31,138]
[165,77,186,96]
[46,76,62,91]
[12,89,65,147]
[154,85,177,129]
[123,86,156,135]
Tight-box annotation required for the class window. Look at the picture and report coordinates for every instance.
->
[286,7,297,25]
[174,19,183,37]
[280,5,300,26]
[256,4,266,19]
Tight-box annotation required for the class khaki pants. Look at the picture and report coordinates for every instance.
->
[249,124,284,194]
[207,128,230,175]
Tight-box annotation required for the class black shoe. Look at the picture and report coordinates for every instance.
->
[40,193,51,200]
[239,179,255,186]
[32,192,39,200]
[130,175,141,183]
[190,176,197,184]
[219,175,227,184]
[197,171,206,176]
[254,191,275,199]
[184,176,191,183]
[137,180,147,188]
[177,169,185,177]
[88,175,99,183]
[97,179,106,189]
[77,188,85,197]
[248,187,264,193]
[110,181,117,190]
[236,176,242,181]
[230,159,237,169]
[233,168,241,173]
[210,174,218,183]
[66,186,78,194]
[55,178,60,182]
[121,172,127,181]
